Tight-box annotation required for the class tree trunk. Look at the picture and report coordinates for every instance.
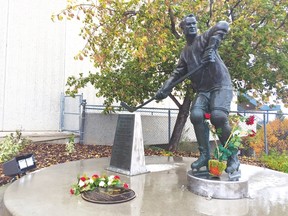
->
[168,94,192,151]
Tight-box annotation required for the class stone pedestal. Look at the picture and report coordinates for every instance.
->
[187,170,248,199]
[107,113,148,176]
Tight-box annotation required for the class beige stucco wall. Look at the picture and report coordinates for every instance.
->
[0,0,97,131]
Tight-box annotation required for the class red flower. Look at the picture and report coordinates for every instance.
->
[123,183,129,189]
[114,175,120,180]
[246,116,255,125]
[204,113,211,119]
[80,177,87,181]
[92,174,99,179]
[70,189,74,195]
[248,130,256,137]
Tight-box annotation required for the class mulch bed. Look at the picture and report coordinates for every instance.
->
[0,143,265,187]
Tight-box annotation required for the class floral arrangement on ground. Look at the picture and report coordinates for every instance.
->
[70,173,129,196]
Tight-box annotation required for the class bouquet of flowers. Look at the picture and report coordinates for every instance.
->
[70,173,129,195]
[204,113,256,162]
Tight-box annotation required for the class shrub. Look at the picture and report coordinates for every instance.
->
[65,134,76,155]
[260,151,288,173]
[0,131,31,163]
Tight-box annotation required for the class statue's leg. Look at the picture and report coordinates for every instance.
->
[210,109,239,167]
[210,109,231,145]
[190,94,210,172]
[210,88,240,180]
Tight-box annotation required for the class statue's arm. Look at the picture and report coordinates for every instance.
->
[202,21,229,63]
[155,55,187,100]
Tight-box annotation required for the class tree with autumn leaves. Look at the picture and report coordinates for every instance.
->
[53,0,288,150]
[250,118,288,156]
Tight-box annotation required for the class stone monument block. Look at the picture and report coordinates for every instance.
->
[107,113,148,176]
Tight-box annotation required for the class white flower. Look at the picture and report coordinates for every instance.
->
[99,181,105,187]
[78,180,85,187]
[233,130,241,136]
[108,175,115,181]
[107,180,112,186]
[89,178,94,184]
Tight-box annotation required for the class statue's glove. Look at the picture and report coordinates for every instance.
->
[155,89,169,100]
[201,46,216,63]
[201,35,221,64]
[155,76,175,100]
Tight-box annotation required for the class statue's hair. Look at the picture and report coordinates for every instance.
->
[179,14,197,30]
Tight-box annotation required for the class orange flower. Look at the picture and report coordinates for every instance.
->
[210,167,221,176]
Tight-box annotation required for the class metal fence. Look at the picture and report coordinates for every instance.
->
[60,95,288,155]
[59,93,83,133]
[81,104,183,145]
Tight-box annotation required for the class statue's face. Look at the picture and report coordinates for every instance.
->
[183,16,197,37]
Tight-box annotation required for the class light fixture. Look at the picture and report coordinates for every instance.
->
[3,153,36,178]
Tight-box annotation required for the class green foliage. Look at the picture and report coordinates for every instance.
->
[219,0,288,106]
[214,145,235,162]
[65,134,76,155]
[160,149,174,156]
[260,151,288,173]
[146,146,173,156]
[53,0,288,148]
[206,114,256,162]
[0,131,31,163]
[53,0,288,108]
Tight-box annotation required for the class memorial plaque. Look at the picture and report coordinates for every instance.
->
[107,113,148,176]
[110,114,135,170]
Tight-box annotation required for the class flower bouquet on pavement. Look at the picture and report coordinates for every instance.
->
[70,173,129,196]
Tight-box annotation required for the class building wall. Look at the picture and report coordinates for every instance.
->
[0,0,98,131]
[0,0,10,131]
[6,1,67,130]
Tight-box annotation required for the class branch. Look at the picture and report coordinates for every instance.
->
[228,0,242,21]
[123,10,137,16]
[206,0,214,27]
[276,13,288,30]
[252,16,267,30]
[168,6,180,39]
